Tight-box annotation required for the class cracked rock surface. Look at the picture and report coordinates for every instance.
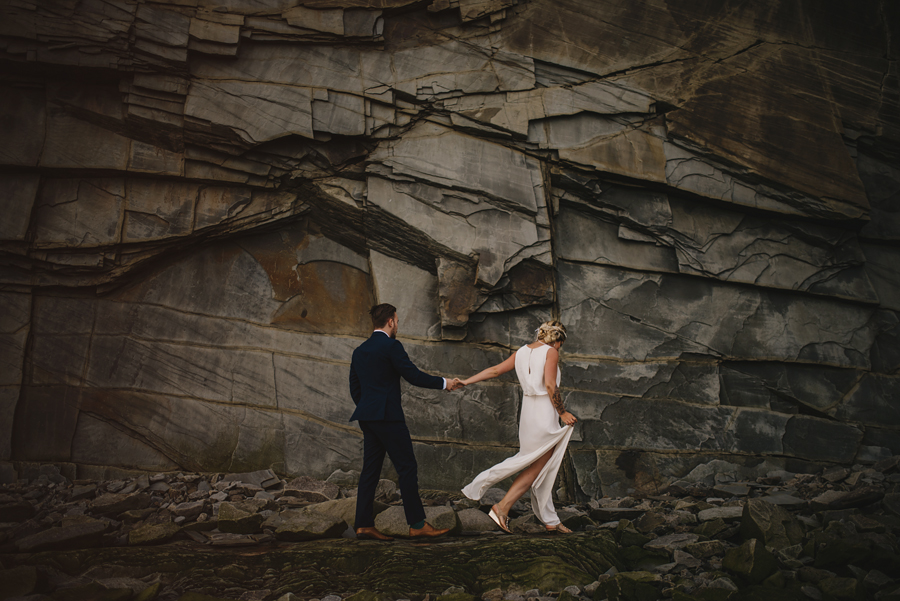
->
[1,0,899,497]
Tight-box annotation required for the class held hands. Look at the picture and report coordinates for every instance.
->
[560,411,577,426]
[446,378,465,392]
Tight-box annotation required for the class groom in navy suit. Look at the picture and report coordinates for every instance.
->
[350,303,463,540]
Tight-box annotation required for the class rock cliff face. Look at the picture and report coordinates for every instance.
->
[1,0,898,497]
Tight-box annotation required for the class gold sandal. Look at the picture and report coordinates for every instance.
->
[545,523,573,534]
[489,505,512,534]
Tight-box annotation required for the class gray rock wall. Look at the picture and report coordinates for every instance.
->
[1,0,898,497]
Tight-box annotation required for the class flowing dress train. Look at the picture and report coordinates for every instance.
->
[461,344,574,526]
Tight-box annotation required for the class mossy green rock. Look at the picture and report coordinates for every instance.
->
[129,521,181,546]
[595,571,661,601]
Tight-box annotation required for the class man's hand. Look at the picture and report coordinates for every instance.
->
[446,378,465,392]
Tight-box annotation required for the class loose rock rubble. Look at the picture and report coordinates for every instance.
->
[1,458,899,600]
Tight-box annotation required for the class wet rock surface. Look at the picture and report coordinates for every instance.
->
[0,461,898,600]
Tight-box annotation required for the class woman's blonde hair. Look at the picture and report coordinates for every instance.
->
[536,320,567,344]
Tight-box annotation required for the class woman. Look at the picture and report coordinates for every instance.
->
[460,320,578,534]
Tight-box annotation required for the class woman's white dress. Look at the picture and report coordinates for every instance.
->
[461,343,574,526]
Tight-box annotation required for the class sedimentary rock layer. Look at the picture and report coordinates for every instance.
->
[1,0,898,497]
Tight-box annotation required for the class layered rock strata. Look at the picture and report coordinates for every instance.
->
[1,0,899,496]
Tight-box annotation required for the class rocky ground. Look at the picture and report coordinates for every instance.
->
[1,458,899,601]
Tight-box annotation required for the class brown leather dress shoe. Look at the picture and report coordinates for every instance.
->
[355,526,394,541]
[409,522,451,538]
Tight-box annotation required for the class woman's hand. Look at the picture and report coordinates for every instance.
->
[560,411,577,426]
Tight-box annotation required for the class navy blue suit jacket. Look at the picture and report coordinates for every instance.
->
[349,332,444,422]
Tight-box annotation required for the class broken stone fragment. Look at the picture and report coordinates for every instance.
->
[171,501,206,519]
[739,498,803,551]
[697,506,743,522]
[722,538,777,584]
[275,509,347,541]
[643,533,699,553]
[16,519,108,552]
[128,521,180,545]
[217,502,265,534]
[282,476,340,503]
[684,539,727,559]
[90,493,152,516]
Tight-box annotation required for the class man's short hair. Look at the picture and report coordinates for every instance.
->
[370,303,397,329]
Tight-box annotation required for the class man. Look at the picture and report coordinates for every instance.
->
[349,303,463,540]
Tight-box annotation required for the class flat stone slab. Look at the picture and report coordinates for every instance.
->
[697,506,744,522]
[128,521,180,545]
[282,476,340,503]
[713,484,751,497]
[643,533,699,552]
[220,470,280,489]
[16,519,109,552]
[762,493,807,508]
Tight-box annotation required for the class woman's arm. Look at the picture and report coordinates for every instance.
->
[462,353,516,385]
[544,347,577,426]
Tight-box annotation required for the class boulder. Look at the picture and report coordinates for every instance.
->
[723,538,778,584]
[594,572,661,601]
[740,498,803,550]
[374,505,461,537]
[325,469,361,488]
[217,501,264,534]
[282,476,340,503]
[275,509,347,541]
[457,508,499,533]
[477,488,529,514]
[304,496,388,530]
